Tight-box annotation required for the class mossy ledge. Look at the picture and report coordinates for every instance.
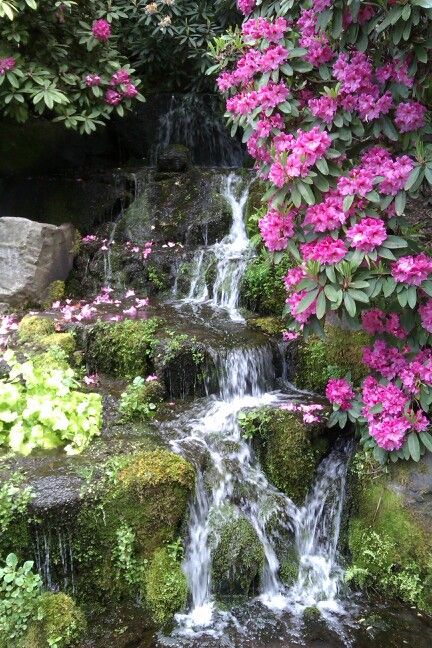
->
[240,407,329,506]
[347,451,432,613]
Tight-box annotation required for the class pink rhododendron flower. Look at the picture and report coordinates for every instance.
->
[110,69,130,85]
[346,217,387,252]
[394,101,427,133]
[363,340,406,380]
[326,378,355,410]
[304,192,346,232]
[237,0,256,14]
[85,74,101,87]
[84,373,100,386]
[123,306,137,318]
[242,17,288,43]
[135,298,149,308]
[105,89,122,106]
[287,290,316,324]
[419,299,432,333]
[122,83,138,98]
[282,330,300,341]
[308,96,338,123]
[259,208,295,251]
[92,19,111,42]
[0,57,16,75]
[297,9,334,66]
[283,266,306,290]
[125,289,135,298]
[146,374,158,382]
[301,236,347,265]
[391,253,432,286]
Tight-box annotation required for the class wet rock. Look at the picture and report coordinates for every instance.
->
[0,217,76,307]
[157,144,192,172]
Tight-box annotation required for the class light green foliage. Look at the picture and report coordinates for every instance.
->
[241,249,295,316]
[239,408,327,505]
[0,554,42,647]
[112,523,147,588]
[23,592,86,648]
[0,473,32,536]
[119,377,164,422]
[348,456,432,612]
[145,547,188,625]
[86,318,159,379]
[0,350,102,455]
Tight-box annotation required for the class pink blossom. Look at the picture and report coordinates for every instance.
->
[84,373,100,386]
[369,418,409,451]
[284,266,306,290]
[85,74,101,87]
[287,290,316,324]
[135,298,149,308]
[242,17,288,43]
[301,236,347,265]
[123,306,137,318]
[92,19,111,42]
[259,208,295,251]
[146,374,158,382]
[346,217,387,252]
[391,253,432,286]
[304,193,346,232]
[110,69,130,85]
[419,299,432,333]
[326,378,355,410]
[363,340,406,379]
[282,330,300,341]
[394,101,427,133]
[237,0,256,14]
[0,57,16,75]
[122,83,138,98]
[308,96,338,123]
[105,89,122,106]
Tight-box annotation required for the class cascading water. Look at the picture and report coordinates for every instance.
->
[181,172,252,322]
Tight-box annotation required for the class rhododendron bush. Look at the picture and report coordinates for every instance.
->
[212,0,432,463]
[0,0,144,133]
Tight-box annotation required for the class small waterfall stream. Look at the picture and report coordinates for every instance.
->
[181,172,252,322]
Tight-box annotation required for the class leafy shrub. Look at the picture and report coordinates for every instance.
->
[0,554,42,647]
[0,350,102,455]
[241,248,295,315]
[119,377,163,422]
[0,473,32,535]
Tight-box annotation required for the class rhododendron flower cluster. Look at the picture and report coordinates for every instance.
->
[301,236,347,264]
[395,101,427,133]
[361,309,406,339]
[259,208,295,251]
[297,9,334,67]
[92,19,111,42]
[286,290,317,324]
[308,96,338,123]
[237,0,256,16]
[391,254,432,286]
[346,217,387,252]
[326,378,355,410]
[0,57,16,75]
[269,126,332,185]
[242,17,288,42]
[419,299,432,333]
[303,192,347,232]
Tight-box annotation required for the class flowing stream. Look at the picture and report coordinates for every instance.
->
[181,172,252,322]
[162,169,352,643]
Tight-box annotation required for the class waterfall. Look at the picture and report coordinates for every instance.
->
[171,345,299,631]
[181,172,252,322]
[150,95,245,167]
[167,341,352,637]
[34,525,76,594]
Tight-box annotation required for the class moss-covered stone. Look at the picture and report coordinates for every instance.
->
[23,592,86,648]
[280,546,300,586]
[18,315,55,342]
[242,408,328,505]
[145,547,188,625]
[295,325,371,393]
[250,316,285,336]
[347,451,432,613]
[73,449,194,606]
[210,510,264,597]
[40,280,65,309]
[39,332,76,355]
[240,251,295,316]
[84,318,159,379]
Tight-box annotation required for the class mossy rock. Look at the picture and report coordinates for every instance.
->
[211,511,264,596]
[348,451,432,613]
[73,449,194,604]
[246,408,328,505]
[250,316,285,336]
[280,546,300,586]
[84,318,159,379]
[23,592,86,648]
[39,332,76,355]
[240,250,295,316]
[18,315,55,342]
[40,280,65,309]
[145,547,188,625]
[295,324,371,393]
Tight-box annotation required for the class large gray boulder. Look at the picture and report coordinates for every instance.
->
[0,217,76,307]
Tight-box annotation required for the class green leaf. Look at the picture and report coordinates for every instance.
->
[297,288,319,313]
[407,433,421,462]
[412,0,432,7]
[297,181,315,205]
[348,289,369,303]
[324,284,340,302]
[419,432,432,453]
[383,235,408,249]
[343,293,357,317]
[421,280,432,297]
[316,291,327,319]
[343,195,354,212]
[373,446,388,465]
[405,165,422,190]
[407,286,417,308]
[395,191,406,215]
[316,158,329,175]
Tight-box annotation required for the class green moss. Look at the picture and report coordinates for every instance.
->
[85,318,159,378]
[145,547,188,625]
[18,316,55,342]
[39,332,76,356]
[251,317,285,336]
[73,449,194,605]
[41,280,65,309]
[23,592,86,648]
[295,325,371,393]
[280,547,300,586]
[347,461,432,612]
[241,250,295,316]
[211,513,264,596]
[241,408,327,505]
[303,606,321,622]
